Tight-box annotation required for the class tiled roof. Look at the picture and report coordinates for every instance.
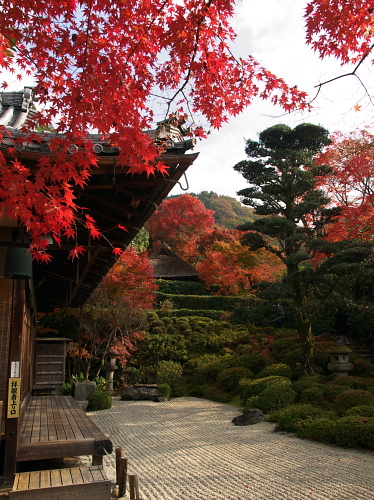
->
[0,88,199,311]
[0,86,197,155]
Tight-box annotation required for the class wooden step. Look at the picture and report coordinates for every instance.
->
[10,466,111,500]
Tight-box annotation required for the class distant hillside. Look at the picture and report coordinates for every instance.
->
[193,191,255,228]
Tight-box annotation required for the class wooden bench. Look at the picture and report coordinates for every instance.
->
[10,465,111,500]
[17,396,112,465]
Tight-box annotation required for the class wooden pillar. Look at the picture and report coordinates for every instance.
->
[4,280,25,477]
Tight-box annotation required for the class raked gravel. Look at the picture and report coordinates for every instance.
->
[83,397,374,500]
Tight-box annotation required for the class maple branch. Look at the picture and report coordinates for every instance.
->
[310,43,374,106]
[125,0,171,65]
[165,0,214,117]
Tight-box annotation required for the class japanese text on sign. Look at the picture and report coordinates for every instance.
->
[7,378,21,418]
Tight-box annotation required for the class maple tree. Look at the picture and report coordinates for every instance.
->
[147,193,215,259]
[316,130,374,241]
[74,249,157,378]
[0,0,311,256]
[197,240,283,296]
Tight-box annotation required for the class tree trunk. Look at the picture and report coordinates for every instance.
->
[297,318,314,375]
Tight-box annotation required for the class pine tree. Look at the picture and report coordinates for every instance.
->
[234,123,372,374]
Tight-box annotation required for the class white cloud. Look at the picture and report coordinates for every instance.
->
[173,0,374,200]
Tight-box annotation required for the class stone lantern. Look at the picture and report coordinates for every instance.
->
[327,346,353,378]
[104,349,118,393]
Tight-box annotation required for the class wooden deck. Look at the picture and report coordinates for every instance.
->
[17,396,112,464]
[10,465,111,499]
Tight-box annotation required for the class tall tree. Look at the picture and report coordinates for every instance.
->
[147,193,215,259]
[234,123,372,374]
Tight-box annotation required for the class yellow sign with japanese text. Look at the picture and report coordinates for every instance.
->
[7,378,21,418]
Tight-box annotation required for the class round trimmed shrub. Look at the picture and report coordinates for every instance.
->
[297,418,336,444]
[335,389,374,415]
[157,360,183,389]
[217,367,254,392]
[257,363,292,380]
[236,353,266,374]
[360,418,374,449]
[292,375,324,395]
[300,386,325,406]
[87,391,112,411]
[203,386,232,404]
[334,416,367,448]
[247,385,296,413]
[239,376,291,403]
[275,404,326,433]
[157,383,171,398]
[346,405,374,417]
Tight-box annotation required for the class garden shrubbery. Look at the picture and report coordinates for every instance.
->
[87,391,112,411]
[256,363,292,379]
[334,389,374,415]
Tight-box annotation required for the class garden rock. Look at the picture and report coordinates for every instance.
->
[231,408,265,426]
[121,384,159,401]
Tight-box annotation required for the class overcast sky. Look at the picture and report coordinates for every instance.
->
[172,0,374,200]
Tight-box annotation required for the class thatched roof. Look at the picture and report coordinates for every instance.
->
[149,244,199,280]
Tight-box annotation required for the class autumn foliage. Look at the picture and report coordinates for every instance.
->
[147,194,215,258]
[316,130,374,241]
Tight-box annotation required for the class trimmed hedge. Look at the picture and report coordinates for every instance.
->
[256,363,292,380]
[240,376,291,403]
[87,391,112,411]
[275,404,326,433]
[157,309,230,320]
[247,385,296,413]
[156,293,254,311]
[335,389,374,415]
[156,280,209,296]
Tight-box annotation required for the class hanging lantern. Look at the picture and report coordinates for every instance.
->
[4,247,33,279]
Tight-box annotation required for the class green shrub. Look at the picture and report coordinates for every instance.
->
[333,376,374,391]
[236,353,266,375]
[156,280,209,296]
[93,376,107,391]
[203,386,232,403]
[359,418,374,449]
[192,353,235,380]
[240,376,291,403]
[188,385,208,398]
[61,382,73,395]
[217,367,254,392]
[157,383,171,398]
[334,416,367,448]
[246,385,296,413]
[292,375,324,395]
[297,418,336,444]
[123,367,142,385]
[335,389,374,415]
[346,405,374,417]
[156,360,183,389]
[257,363,292,380]
[87,391,112,411]
[156,293,253,312]
[300,386,325,406]
[352,357,374,378]
[275,404,326,433]
[319,382,351,403]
